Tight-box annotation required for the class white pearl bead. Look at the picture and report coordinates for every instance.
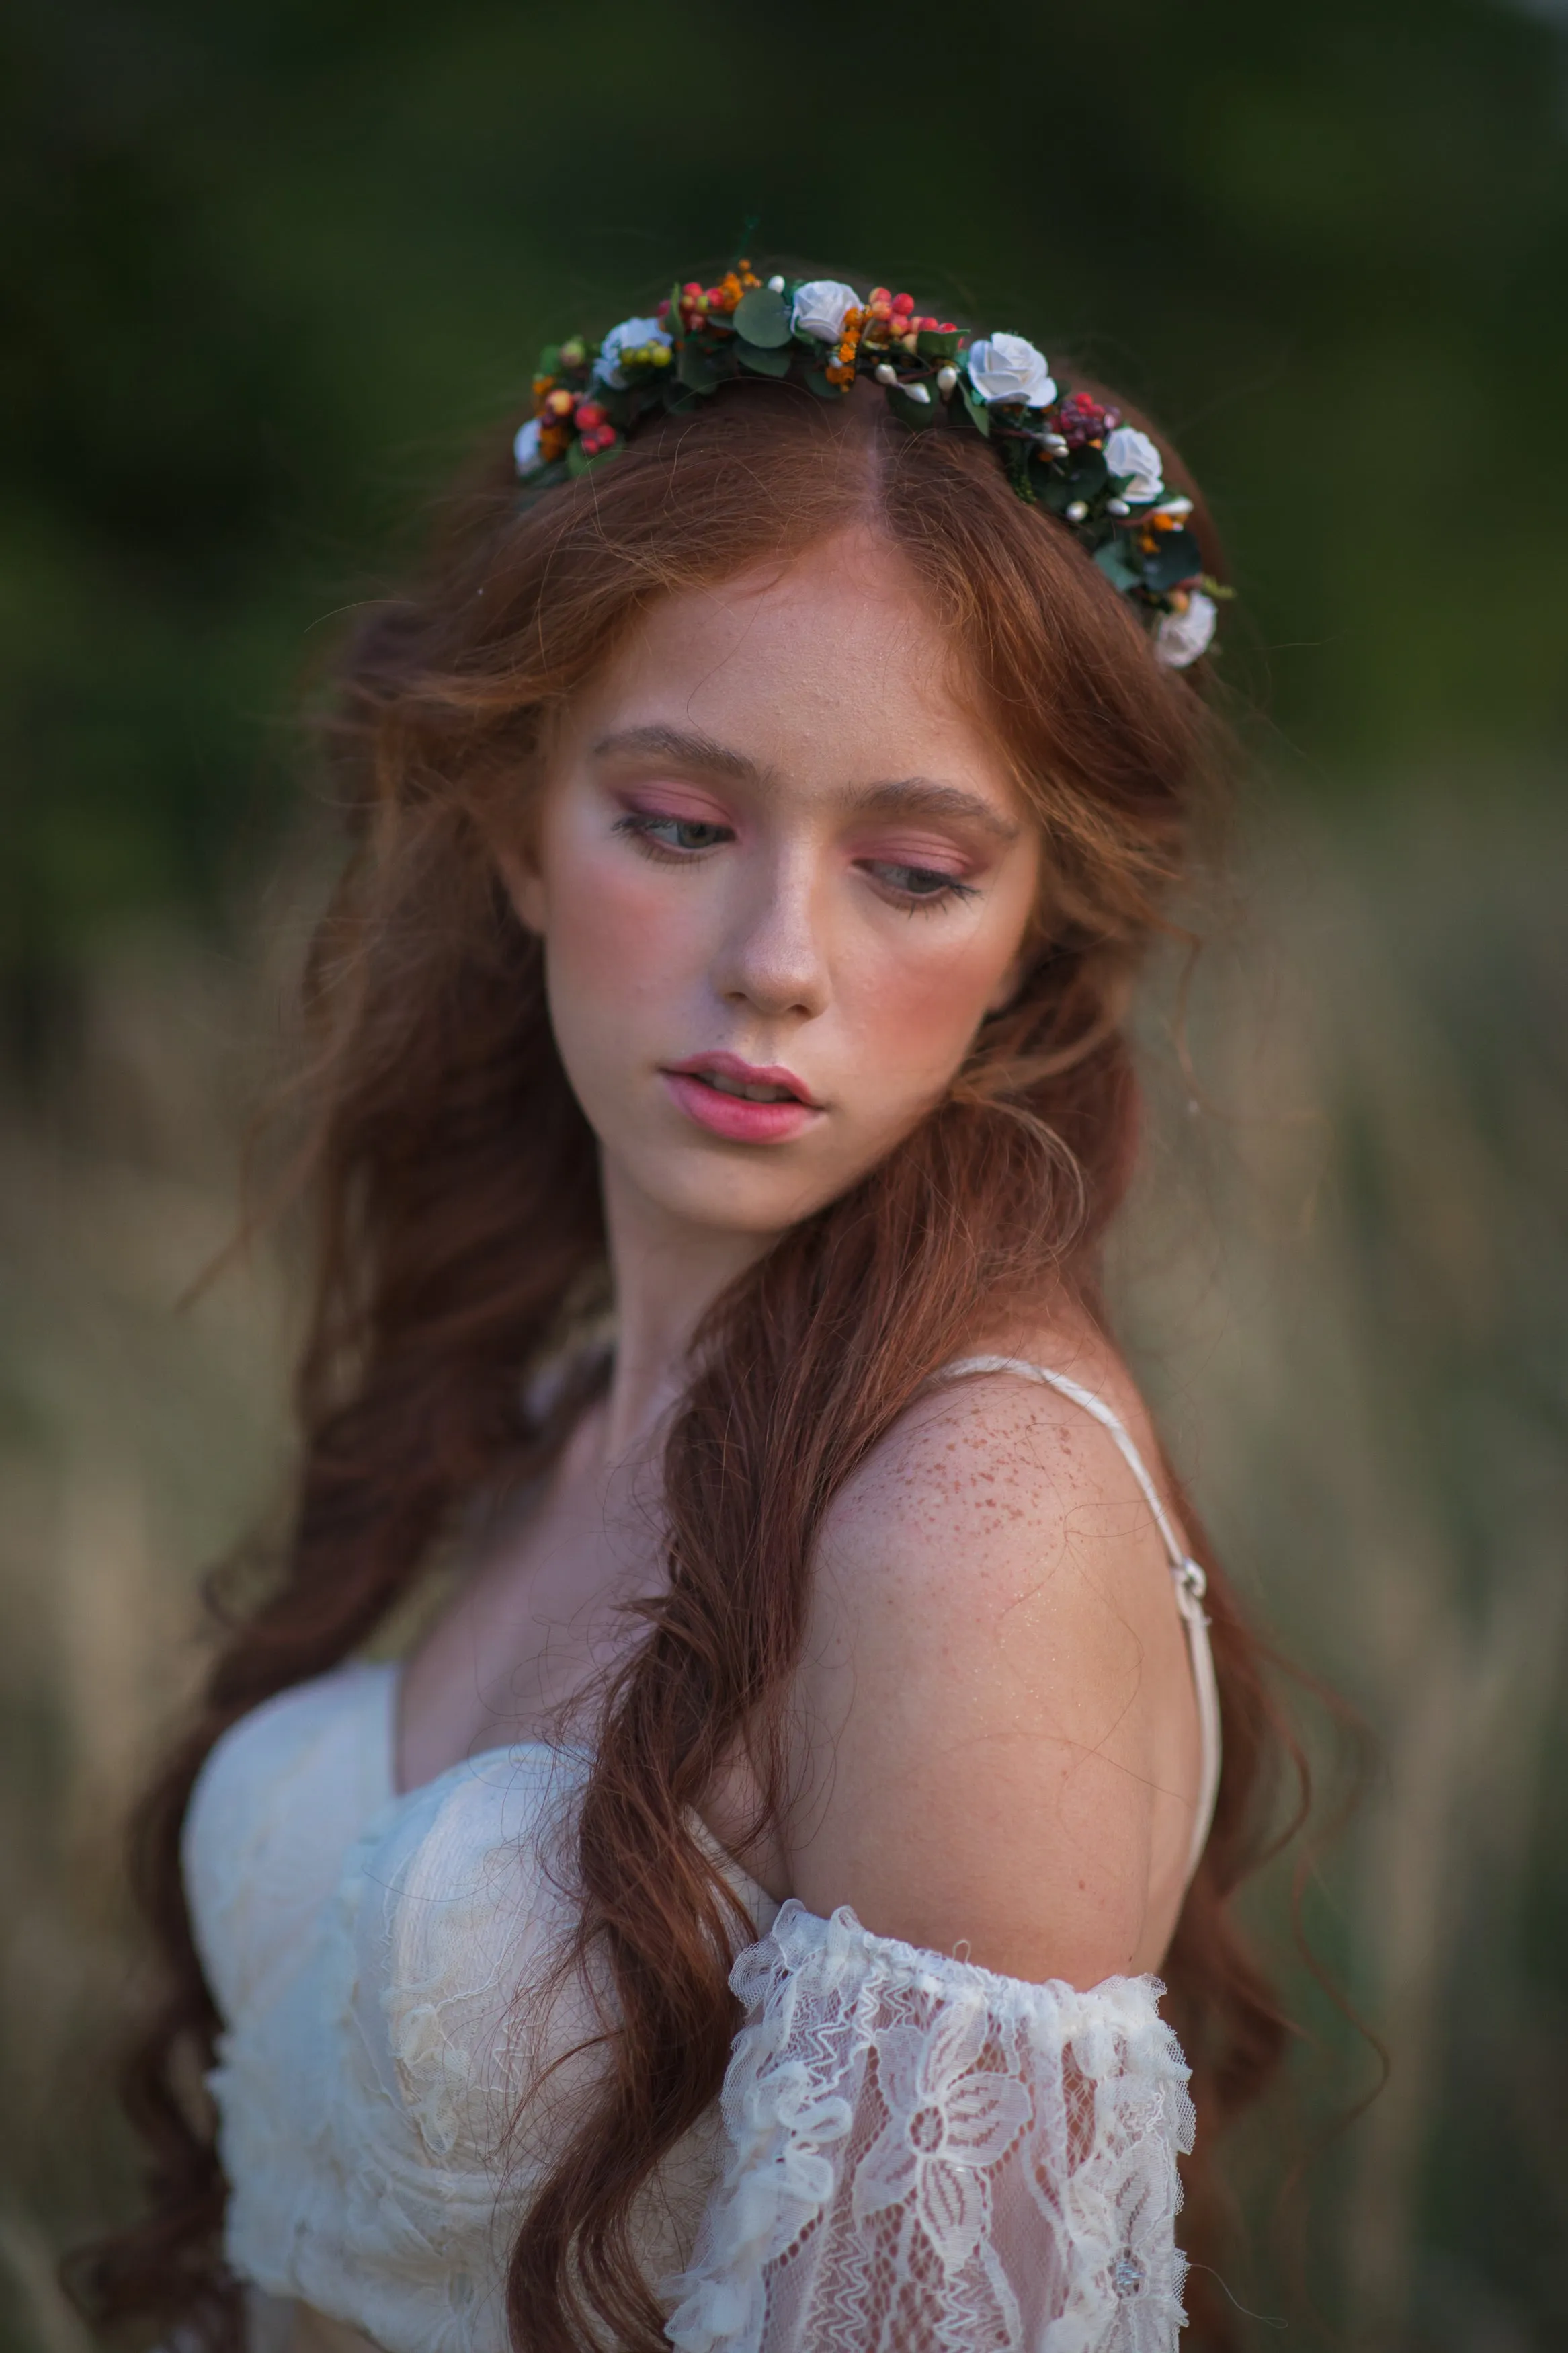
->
[874,362,897,385]
[767,275,786,294]
[1066,500,1089,522]
[936,366,958,395]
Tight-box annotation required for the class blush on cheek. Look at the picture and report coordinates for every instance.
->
[548,844,704,1021]
[858,937,1010,1087]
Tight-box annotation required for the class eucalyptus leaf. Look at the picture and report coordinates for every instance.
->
[676,340,719,394]
[804,366,845,401]
[1141,526,1202,592]
[731,287,793,348]
[887,385,938,430]
[735,337,792,377]
[566,437,624,479]
[518,458,569,499]
[1094,536,1145,592]
[1065,448,1109,498]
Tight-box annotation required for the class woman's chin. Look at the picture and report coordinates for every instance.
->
[602,1135,857,1245]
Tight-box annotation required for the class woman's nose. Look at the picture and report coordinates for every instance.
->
[711,861,829,1021]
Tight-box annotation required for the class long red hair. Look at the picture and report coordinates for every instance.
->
[77,369,1296,2350]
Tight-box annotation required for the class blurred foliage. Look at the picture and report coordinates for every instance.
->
[3,0,1568,975]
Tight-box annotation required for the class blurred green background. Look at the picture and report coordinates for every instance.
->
[2,2,1566,2348]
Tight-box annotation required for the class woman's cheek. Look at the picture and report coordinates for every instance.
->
[550,837,704,1015]
[852,932,1008,1090]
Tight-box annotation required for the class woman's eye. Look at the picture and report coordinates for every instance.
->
[863,859,977,906]
[616,813,733,855]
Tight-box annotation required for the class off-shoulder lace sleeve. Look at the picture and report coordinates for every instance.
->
[663,1899,1194,2353]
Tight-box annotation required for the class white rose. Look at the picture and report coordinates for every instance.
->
[791,279,862,343]
[1154,592,1218,669]
[964,333,1056,409]
[513,417,543,477]
[1104,425,1165,504]
[592,315,672,389]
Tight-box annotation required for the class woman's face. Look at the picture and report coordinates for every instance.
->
[507,529,1042,1242]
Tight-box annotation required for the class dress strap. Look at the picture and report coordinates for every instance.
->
[931,1353,1221,1887]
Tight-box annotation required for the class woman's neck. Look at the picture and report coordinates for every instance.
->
[595,1153,780,1462]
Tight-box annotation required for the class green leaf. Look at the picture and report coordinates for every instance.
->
[731,287,793,347]
[886,385,938,430]
[804,366,845,401]
[960,388,992,438]
[999,438,1034,495]
[915,329,963,360]
[1068,448,1109,499]
[1094,536,1145,592]
[566,436,624,479]
[518,457,569,499]
[537,343,561,380]
[677,340,720,393]
[735,337,793,377]
[1039,447,1108,513]
[1141,526,1202,592]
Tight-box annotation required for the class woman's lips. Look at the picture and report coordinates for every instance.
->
[661,1054,822,1145]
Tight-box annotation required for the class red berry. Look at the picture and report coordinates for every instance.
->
[891,292,915,315]
[575,401,605,428]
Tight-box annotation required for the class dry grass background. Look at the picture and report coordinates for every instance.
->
[1,797,1564,2352]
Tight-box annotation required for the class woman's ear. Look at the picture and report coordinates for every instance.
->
[495,844,548,938]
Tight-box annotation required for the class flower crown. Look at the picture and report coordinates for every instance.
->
[513,261,1228,670]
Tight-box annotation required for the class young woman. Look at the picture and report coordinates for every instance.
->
[85,266,1290,2353]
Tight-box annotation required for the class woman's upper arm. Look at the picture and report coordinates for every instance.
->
[782,1371,1201,1985]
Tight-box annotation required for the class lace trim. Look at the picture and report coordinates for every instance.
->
[664,1900,1194,2353]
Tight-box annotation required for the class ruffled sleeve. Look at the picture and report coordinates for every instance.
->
[663,1899,1194,2353]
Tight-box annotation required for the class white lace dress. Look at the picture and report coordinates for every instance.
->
[183,1360,1219,2353]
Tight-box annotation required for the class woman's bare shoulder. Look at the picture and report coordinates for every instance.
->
[782,1316,1202,1983]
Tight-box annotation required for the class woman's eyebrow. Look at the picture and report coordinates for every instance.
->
[591,724,766,784]
[591,729,1018,842]
[840,777,1021,842]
